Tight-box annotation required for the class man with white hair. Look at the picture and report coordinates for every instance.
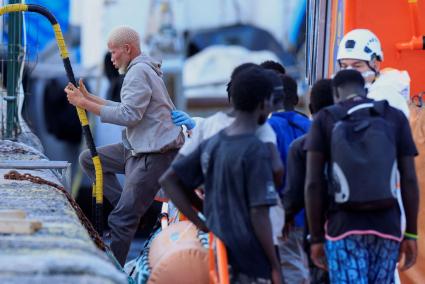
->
[65,26,184,266]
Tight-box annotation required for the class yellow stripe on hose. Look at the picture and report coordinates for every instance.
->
[53,23,69,59]
[0,4,28,15]
[76,107,89,126]
[92,156,104,204]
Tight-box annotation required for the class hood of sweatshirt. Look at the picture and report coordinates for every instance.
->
[127,54,163,76]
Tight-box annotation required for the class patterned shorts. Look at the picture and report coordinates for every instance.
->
[325,235,400,284]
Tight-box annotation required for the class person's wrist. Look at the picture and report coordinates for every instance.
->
[271,261,280,270]
[80,97,88,108]
[308,234,325,244]
[404,232,418,241]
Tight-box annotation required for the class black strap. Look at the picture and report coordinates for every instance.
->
[350,101,387,117]
[287,119,307,133]
[325,104,347,122]
[295,110,309,118]
[371,100,387,115]
[325,100,388,121]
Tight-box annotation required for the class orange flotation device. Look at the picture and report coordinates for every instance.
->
[147,221,209,284]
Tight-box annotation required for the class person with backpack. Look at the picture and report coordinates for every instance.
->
[305,69,419,283]
[338,30,413,281]
[160,66,283,284]
[283,79,334,284]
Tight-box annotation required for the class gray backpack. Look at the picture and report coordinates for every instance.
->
[326,101,398,210]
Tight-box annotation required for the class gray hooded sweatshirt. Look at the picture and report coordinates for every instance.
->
[100,54,184,154]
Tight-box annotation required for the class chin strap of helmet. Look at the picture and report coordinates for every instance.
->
[366,54,381,77]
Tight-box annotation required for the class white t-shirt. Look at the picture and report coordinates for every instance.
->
[179,111,277,156]
[368,69,409,239]
[368,69,410,117]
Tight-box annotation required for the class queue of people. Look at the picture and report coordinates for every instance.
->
[64,26,419,284]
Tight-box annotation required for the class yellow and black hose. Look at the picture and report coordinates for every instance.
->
[0,4,104,235]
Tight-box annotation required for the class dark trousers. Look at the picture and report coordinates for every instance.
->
[80,142,177,266]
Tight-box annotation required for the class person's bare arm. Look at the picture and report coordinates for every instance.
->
[159,168,207,230]
[282,139,306,221]
[398,155,419,271]
[267,142,284,189]
[305,151,327,270]
[250,206,282,284]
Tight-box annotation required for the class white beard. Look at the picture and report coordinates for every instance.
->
[117,62,129,75]
[118,66,127,75]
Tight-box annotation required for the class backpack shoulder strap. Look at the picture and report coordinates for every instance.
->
[286,113,310,134]
[287,119,308,134]
[325,104,347,122]
[294,110,309,118]
[345,101,387,116]
[372,100,388,115]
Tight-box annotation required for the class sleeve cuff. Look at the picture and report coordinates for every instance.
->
[250,199,277,208]
[106,100,120,107]
[100,105,116,124]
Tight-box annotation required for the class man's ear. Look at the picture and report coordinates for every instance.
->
[124,44,131,54]
[333,87,340,101]
[257,101,268,125]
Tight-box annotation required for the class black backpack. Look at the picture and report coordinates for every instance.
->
[326,100,398,210]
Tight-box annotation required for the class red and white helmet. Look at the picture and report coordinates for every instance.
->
[337,29,384,62]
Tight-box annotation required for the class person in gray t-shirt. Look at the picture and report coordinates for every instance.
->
[160,66,283,283]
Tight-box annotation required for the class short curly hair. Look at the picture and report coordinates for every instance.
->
[260,60,286,75]
[281,75,299,108]
[226,63,258,102]
[230,67,274,112]
[332,69,365,89]
[310,79,334,114]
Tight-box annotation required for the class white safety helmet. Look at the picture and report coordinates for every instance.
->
[337,29,384,62]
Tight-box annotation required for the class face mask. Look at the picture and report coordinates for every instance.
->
[361,71,375,90]
[361,70,375,79]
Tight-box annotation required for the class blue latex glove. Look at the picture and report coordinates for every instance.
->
[171,110,196,130]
